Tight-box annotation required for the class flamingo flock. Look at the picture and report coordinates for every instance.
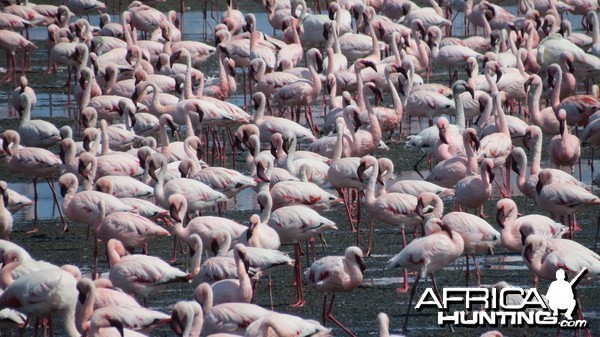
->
[0,0,598,336]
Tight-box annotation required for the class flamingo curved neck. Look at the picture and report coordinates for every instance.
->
[365,159,379,208]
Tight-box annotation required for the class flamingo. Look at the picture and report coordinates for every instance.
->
[11,76,36,114]
[169,301,203,337]
[0,267,80,337]
[272,48,323,133]
[194,283,272,335]
[147,153,228,212]
[206,243,253,306]
[107,239,191,306]
[74,278,141,333]
[303,246,365,336]
[548,109,581,172]
[358,155,422,257]
[269,166,340,211]
[454,158,495,217]
[244,312,331,337]
[426,128,479,189]
[0,182,11,240]
[84,305,170,336]
[58,173,135,235]
[386,218,464,333]
[496,198,568,252]
[416,192,500,286]
[168,194,245,261]
[0,29,36,83]
[1,130,64,232]
[378,312,404,337]
[258,191,337,306]
[535,169,600,233]
[523,234,600,287]
[477,91,512,196]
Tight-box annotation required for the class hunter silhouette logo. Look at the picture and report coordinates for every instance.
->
[546,268,586,321]
[415,268,588,328]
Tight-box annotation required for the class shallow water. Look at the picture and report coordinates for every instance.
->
[0,5,599,337]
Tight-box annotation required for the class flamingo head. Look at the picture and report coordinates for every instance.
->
[483,158,495,183]
[496,203,506,229]
[95,180,111,194]
[169,50,183,67]
[436,117,449,144]
[192,103,205,124]
[77,153,94,180]
[168,194,187,223]
[255,160,270,183]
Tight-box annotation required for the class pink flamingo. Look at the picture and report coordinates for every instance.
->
[0,182,12,240]
[549,109,581,173]
[259,190,337,307]
[75,278,141,333]
[269,167,340,210]
[535,169,600,233]
[245,312,331,336]
[272,48,323,133]
[58,173,135,235]
[378,312,404,337]
[170,301,204,337]
[11,75,35,113]
[496,198,568,252]
[93,198,169,276]
[251,91,316,143]
[178,158,257,197]
[95,176,153,199]
[510,144,587,200]
[358,155,421,257]
[0,29,36,83]
[523,234,600,288]
[190,232,238,285]
[194,283,272,335]
[205,243,253,306]
[426,128,480,188]
[240,213,281,250]
[0,267,80,337]
[454,158,495,217]
[84,305,170,336]
[386,218,464,333]
[1,130,65,232]
[417,192,500,286]
[168,194,245,261]
[107,239,191,306]
[303,246,365,336]
[147,153,228,212]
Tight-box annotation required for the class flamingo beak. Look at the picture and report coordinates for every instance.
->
[211,239,219,256]
[356,162,367,182]
[470,133,480,151]
[60,183,68,198]
[256,162,270,183]
[466,85,475,99]
[78,160,89,179]
[496,208,505,229]
[356,254,366,272]
[487,165,495,183]
[234,136,245,151]
[510,154,520,175]
[416,199,425,219]
[170,204,181,223]
[170,309,184,336]
[438,126,448,144]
